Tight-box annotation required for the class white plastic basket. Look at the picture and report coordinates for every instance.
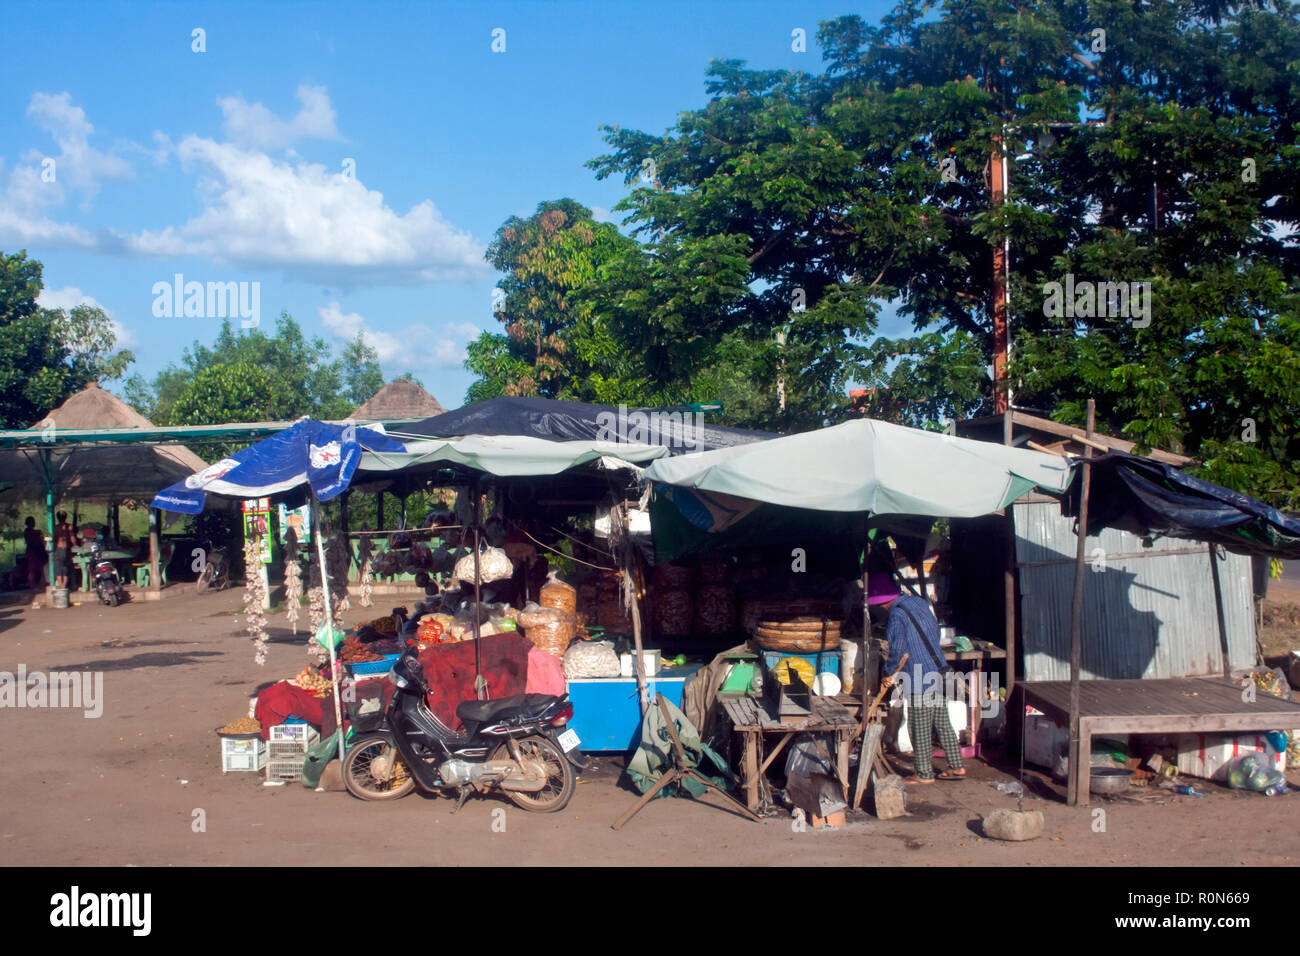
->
[220,735,268,773]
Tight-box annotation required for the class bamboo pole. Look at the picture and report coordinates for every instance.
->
[1065,399,1095,806]
[470,477,485,700]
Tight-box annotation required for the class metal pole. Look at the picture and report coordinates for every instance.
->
[42,448,55,590]
[1066,398,1095,806]
[470,477,485,699]
[314,504,346,763]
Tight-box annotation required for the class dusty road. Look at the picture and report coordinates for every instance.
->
[0,587,1296,867]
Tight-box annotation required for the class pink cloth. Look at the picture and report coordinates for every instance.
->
[525,645,567,696]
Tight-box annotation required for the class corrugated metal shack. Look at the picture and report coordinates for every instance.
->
[953,411,1258,687]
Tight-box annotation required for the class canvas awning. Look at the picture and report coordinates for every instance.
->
[642,418,1074,517]
[357,434,673,479]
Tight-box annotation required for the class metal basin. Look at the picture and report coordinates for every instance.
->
[1089,767,1132,794]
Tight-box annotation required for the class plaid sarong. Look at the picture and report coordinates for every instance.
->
[908,695,964,779]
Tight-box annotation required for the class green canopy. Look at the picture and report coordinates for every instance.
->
[642,418,1074,516]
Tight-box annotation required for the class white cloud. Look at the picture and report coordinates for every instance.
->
[218,84,342,150]
[0,92,133,246]
[127,137,486,282]
[0,89,485,286]
[319,301,478,369]
[25,92,133,199]
[591,206,615,223]
[36,285,135,347]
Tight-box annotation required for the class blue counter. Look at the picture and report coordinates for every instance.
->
[567,664,702,753]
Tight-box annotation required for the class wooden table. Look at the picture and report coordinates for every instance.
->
[71,548,132,592]
[720,695,860,811]
[1022,677,1300,805]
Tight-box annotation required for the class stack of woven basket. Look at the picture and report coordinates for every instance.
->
[520,577,578,658]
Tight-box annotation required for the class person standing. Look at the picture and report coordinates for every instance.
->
[870,572,966,785]
[23,517,47,590]
[52,511,76,589]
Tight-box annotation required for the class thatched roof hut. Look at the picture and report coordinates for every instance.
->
[350,379,447,422]
[0,383,209,502]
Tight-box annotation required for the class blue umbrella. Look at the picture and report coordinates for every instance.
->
[151,418,406,513]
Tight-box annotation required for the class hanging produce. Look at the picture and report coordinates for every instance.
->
[283,526,302,634]
[242,536,270,665]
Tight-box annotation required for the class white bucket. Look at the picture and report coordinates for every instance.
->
[50,588,70,609]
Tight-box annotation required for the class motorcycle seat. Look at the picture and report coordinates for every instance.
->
[456,693,556,725]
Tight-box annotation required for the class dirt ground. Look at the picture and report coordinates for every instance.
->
[0,584,1297,868]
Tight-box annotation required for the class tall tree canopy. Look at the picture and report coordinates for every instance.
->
[0,250,134,428]
[464,0,1298,504]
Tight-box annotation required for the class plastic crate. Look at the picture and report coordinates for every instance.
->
[269,723,320,744]
[266,753,307,782]
[349,655,400,677]
[220,735,268,773]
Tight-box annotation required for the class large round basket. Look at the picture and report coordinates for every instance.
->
[754,617,843,653]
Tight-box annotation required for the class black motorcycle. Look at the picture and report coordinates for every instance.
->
[342,642,586,813]
[90,541,127,607]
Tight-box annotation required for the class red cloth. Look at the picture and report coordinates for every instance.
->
[418,632,532,730]
[525,645,566,696]
[254,681,325,740]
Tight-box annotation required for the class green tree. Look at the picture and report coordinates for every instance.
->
[0,250,134,428]
[138,312,348,424]
[341,332,384,407]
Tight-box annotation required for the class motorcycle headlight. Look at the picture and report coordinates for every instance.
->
[390,669,409,689]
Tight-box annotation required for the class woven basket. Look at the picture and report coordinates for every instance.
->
[525,616,576,658]
[754,616,843,652]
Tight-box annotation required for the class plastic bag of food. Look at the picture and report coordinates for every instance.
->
[518,603,569,629]
[563,640,620,679]
[540,571,577,615]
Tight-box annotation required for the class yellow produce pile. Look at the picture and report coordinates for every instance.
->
[291,668,334,698]
[218,716,261,735]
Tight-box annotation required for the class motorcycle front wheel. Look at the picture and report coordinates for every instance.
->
[342,735,415,801]
[495,735,575,813]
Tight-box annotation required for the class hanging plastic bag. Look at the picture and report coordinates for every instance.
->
[314,622,344,650]
[454,540,514,584]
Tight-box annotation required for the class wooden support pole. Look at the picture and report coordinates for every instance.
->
[149,508,160,593]
[1209,543,1232,679]
[1066,399,1095,807]
[1003,410,1018,698]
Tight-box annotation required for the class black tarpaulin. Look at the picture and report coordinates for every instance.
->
[1066,452,1300,559]
[395,396,774,454]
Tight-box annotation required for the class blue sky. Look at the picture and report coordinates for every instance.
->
[2,0,905,410]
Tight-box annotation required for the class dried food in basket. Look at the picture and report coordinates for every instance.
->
[653,588,692,636]
[693,584,736,634]
[517,604,569,629]
[525,614,576,658]
[539,574,577,615]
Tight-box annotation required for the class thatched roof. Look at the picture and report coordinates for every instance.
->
[351,379,447,422]
[0,383,209,502]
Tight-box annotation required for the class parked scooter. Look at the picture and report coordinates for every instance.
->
[195,545,230,592]
[90,541,127,607]
[342,640,586,812]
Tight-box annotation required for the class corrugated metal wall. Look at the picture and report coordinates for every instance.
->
[1015,498,1256,681]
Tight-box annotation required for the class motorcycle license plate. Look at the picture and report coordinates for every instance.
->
[556,729,580,753]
